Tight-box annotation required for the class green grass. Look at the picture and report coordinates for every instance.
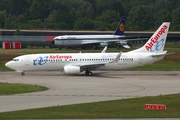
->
[128,61,180,71]
[0,62,11,71]
[0,94,180,119]
[0,82,48,95]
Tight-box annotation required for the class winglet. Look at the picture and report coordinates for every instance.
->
[101,46,107,53]
[110,52,122,63]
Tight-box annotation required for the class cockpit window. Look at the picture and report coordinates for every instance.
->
[54,38,60,40]
[12,59,19,61]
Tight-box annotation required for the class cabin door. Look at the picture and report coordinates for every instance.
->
[25,57,30,65]
[138,55,142,65]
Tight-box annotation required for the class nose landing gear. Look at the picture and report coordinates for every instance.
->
[21,72,25,76]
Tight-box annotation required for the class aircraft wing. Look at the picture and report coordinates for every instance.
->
[79,63,106,70]
[70,52,122,70]
[118,38,149,41]
[117,35,144,39]
[81,40,119,45]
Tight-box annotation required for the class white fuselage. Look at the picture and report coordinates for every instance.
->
[6,52,164,72]
[53,35,123,47]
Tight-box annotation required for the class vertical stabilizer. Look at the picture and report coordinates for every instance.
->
[130,22,170,53]
[113,16,126,36]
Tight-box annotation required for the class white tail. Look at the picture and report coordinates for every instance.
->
[130,22,170,53]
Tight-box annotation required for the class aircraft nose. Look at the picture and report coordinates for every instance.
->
[51,40,55,44]
[5,61,12,68]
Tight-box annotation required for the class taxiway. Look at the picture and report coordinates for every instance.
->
[0,71,180,113]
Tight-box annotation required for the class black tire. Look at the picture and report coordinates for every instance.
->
[85,70,93,76]
[88,71,93,76]
[21,72,25,76]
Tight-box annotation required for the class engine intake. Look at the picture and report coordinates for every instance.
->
[64,66,80,74]
[99,42,108,47]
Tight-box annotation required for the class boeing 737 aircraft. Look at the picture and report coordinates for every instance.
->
[51,16,134,49]
[5,22,170,76]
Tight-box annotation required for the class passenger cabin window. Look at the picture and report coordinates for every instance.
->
[13,59,19,61]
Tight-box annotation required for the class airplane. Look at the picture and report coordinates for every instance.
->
[51,16,134,50]
[5,22,170,76]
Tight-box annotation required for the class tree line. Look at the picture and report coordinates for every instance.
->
[0,0,179,31]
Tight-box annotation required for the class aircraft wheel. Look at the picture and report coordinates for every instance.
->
[85,70,93,76]
[85,71,88,76]
[88,71,93,76]
[21,72,25,76]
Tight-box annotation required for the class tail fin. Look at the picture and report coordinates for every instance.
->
[130,22,170,53]
[113,16,126,36]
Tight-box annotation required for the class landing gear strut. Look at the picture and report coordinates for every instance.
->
[85,70,93,76]
[21,72,25,76]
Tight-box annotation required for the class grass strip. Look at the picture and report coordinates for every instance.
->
[0,82,48,95]
[0,94,180,119]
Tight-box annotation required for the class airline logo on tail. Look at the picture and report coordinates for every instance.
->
[145,25,168,51]
[119,23,124,32]
[114,16,126,35]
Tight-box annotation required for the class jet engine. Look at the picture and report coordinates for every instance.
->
[99,42,108,47]
[64,66,80,74]
[118,40,130,49]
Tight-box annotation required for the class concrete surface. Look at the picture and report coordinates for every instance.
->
[0,71,180,113]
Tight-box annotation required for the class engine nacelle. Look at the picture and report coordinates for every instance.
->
[99,42,108,47]
[64,66,80,74]
[118,40,130,49]
[119,40,128,45]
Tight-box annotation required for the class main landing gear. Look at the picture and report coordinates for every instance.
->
[21,72,25,76]
[85,70,93,76]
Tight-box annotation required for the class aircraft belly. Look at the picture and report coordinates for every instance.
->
[63,40,81,47]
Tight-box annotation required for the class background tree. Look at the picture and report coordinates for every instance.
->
[28,0,51,22]
[153,0,171,28]
[171,7,180,31]
[0,11,6,28]
[44,10,58,29]
[95,10,120,30]
[74,18,94,30]
[127,5,154,30]
[9,0,29,16]
[0,0,179,31]
[76,2,95,19]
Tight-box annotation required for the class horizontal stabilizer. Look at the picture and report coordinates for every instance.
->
[166,52,175,55]
[151,51,167,57]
